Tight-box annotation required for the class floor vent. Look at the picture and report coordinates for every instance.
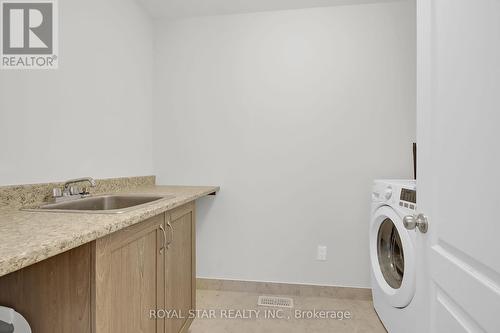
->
[257,296,294,308]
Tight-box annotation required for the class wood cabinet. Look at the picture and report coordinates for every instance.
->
[0,202,197,333]
[166,203,196,333]
[0,244,92,333]
[93,213,165,333]
[93,202,196,333]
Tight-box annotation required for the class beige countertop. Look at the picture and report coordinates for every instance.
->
[0,185,219,278]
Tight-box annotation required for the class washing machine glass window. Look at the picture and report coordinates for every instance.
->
[377,218,405,289]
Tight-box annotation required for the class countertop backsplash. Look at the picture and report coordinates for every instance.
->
[0,176,156,208]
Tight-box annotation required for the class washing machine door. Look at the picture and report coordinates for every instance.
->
[370,206,416,308]
[0,306,31,333]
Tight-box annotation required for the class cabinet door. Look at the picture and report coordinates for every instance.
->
[93,214,166,333]
[166,203,196,333]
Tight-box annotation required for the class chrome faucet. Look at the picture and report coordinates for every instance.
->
[52,177,97,202]
[63,177,97,191]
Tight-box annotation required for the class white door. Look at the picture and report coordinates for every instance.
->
[417,0,500,332]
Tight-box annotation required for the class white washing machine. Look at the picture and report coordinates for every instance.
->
[370,180,417,333]
[0,306,31,333]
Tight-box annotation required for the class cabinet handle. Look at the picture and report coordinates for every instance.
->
[166,222,174,248]
[159,225,167,253]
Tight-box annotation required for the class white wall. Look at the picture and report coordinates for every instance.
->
[154,1,415,288]
[0,0,154,185]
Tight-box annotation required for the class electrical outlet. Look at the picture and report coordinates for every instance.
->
[317,245,327,261]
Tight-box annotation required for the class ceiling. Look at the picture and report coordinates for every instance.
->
[136,0,403,20]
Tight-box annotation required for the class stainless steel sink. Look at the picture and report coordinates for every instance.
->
[28,194,174,214]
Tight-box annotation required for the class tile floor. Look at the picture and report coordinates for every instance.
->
[188,289,387,333]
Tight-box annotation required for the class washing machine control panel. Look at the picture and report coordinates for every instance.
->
[373,180,417,211]
[384,187,393,200]
[399,188,417,210]
[400,188,416,203]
